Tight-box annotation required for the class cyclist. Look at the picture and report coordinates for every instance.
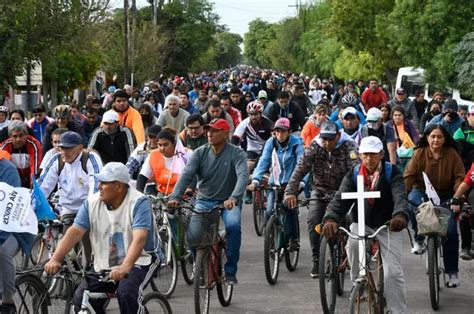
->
[136,127,192,195]
[249,118,304,250]
[44,162,156,313]
[285,121,358,278]
[300,102,328,147]
[179,114,208,150]
[167,119,248,285]
[322,136,410,313]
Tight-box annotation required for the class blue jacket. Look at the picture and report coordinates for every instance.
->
[425,113,463,136]
[330,109,367,129]
[252,134,304,186]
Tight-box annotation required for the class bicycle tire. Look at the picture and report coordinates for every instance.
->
[263,216,280,285]
[427,236,440,310]
[194,248,210,314]
[180,249,195,285]
[284,212,300,272]
[319,236,337,314]
[151,227,178,298]
[349,280,376,314]
[216,245,233,306]
[44,275,74,314]
[252,190,266,237]
[335,236,346,296]
[15,273,49,314]
[372,247,385,314]
[141,292,172,313]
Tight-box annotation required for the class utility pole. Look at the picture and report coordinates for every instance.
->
[131,0,137,88]
[153,0,157,25]
[124,0,130,84]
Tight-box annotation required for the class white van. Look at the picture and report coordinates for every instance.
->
[396,67,474,108]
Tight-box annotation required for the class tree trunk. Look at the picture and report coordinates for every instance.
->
[124,0,130,85]
[51,80,58,112]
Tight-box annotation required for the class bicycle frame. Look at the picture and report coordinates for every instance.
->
[78,290,116,313]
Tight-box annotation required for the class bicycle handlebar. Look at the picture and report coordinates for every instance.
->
[338,224,388,240]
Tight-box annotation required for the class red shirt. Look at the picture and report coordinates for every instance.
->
[464,162,474,186]
[361,87,388,110]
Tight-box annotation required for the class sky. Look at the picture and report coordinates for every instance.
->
[111,0,299,37]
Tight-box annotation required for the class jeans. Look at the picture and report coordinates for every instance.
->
[73,264,155,314]
[0,235,18,302]
[347,223,407,314]
[266,189,299,240]
[195,199,242,276]
[408,188,459,274]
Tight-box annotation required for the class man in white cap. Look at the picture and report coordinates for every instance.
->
[88,110,137,164]
[45,162,156,314]
[361,107,397,164]
[322,136,410,314]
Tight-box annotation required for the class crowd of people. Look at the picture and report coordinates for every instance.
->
[0,67,473,313]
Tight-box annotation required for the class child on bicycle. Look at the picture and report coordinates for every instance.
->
[322,136,410,313]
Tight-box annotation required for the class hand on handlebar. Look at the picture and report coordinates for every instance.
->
[450,197,463,214]
[389,214,408,232]
[110,264,131,281]
[224,198,237,209]
[167,200,180,208]
[321,219,339,239]
[247,183,257,191]
[44,259,62,275]
[284,194,298,209]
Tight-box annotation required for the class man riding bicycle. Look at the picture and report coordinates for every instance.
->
[284,121,358,278]
[321,136,410,313]
[44,162,156,314]
[167,119,248,285]
[248,118,304,250]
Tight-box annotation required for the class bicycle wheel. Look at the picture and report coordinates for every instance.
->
[44,275,74,314]
[369,247,385,314]
[142,292,172,314]
[252,190,266,237]
[151,227,178,298]
[284,245,299,272]
[349,280,376,314]
[319,237,337,314]
[427,236,440,310]
[335,238,347,296]
[15,274,49,314]
[263,216,280,285]
[216,245,233,306]
[194,248,210,314]
[181,249,195,285]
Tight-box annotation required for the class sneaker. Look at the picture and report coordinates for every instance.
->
[310,258,319,279]
[460,249,472,260]
[446,273,460,288]
[1,303,16,314]
[411,241,424,255]
[225,274,238,285]
[288,239,300,252]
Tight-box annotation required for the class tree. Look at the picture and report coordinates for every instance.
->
[243,19,275,68]
[453,32,474,97]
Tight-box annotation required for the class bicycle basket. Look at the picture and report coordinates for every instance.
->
[186,208,220,247]
[416,201,449,236]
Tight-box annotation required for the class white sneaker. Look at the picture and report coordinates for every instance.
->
[411,241,424,254]
[446,273,460,288]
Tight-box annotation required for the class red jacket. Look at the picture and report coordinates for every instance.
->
[227,107,242,128]
[361,88,388,111]
[1,135,42,187]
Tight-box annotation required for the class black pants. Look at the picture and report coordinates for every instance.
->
[307,190,330,260]
[460,189,474,250]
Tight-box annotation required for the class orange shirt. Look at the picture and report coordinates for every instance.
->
[301,120,321,147]
[114,107,145,144]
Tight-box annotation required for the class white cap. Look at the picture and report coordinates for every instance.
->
[359,136,383,154]
[342,107,358,119]
[93,162,130,184]
[366,108,382,122]
[257,90,267,99]
[102,111,119,123]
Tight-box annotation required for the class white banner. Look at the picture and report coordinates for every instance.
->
[0,183,38,235]
[422,172,440,206]
[271,148,281,186]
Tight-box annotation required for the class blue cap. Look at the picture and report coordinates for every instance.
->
[58,131,83,148]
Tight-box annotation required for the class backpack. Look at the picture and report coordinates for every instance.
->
[361,124,388,139]
[352,162,393,186]
[58,149,91,175]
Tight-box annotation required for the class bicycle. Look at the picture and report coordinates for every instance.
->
[251,175,268,237]
[70,269,171,313]
[149,194,195,298]
[186,204,233,314]
[14,270,49,314]
[317,224,349,314]
[337,224,388,314]
[263,185,300,285]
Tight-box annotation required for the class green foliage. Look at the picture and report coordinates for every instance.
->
[454,32,474,97]
[243,19,275,67]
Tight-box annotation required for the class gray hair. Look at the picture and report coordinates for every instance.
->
[164,94,180,108]
[8,120,28,136]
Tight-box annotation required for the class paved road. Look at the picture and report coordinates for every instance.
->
[109,203,474,313]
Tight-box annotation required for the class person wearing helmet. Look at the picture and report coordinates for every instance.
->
[0,106,10,132]
[42,104,85,156]
[329,93,367,129]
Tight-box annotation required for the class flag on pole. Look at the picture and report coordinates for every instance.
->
[31,178,56,221]
[271,148,281,186]
[422,172,440,205]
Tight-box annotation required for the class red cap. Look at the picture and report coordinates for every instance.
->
[204,119,231,132]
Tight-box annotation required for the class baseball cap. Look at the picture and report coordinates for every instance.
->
[320,121,339,140]
[258,90,267,99]
[359,136,383,154]
[93,162,130,184]
[342,107,358,119]
[108,86,117,93]
[366,108,382,122]
[272,118,291,131]
[32,104,46,114]
[443,99,458,111]
[102,111,119,123]
[396,88,405,95]
[204,119,231,132]
[58,131,83,148]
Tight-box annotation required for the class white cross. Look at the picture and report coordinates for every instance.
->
[341,175,380,276]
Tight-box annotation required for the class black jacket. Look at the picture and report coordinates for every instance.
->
[323,163,410,229]
[265,102,306,133]
[42,121,85,156]
[88,126,136,164]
